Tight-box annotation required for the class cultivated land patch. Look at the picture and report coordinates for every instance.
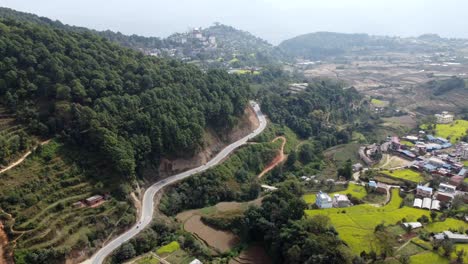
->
[183,215,240,253]
[432,119,468,143]
[303,183,367,204]
[381,169,425,183]
[305,189,468,254]
[0,140,132,261]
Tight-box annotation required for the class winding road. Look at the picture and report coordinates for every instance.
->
[83,101,267,264]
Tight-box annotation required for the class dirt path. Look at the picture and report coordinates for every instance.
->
[0,139,51,174]
[257,137,286,178]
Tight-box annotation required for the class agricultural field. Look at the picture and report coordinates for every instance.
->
[303,183,367,204]
[433,119,468,143]
[323,143,361,166]
[156,241,180,255]
[305,189,468,254]
[370,98,389,107]
[381,169,425,183]
[0,140,134,261]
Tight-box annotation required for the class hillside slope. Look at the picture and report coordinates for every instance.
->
[0,7,283,68]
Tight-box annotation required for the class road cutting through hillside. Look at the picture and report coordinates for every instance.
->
[83,101,267,264]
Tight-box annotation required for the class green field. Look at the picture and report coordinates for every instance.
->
[463,160,468,166]
[433,120,468,143]
[400,140,415,147]
[156,241,180,255]
[410,252,448,264]
[303,183,367,204]
[371,98,388,107]
[135,255,160,264]
[381,169,425,183]
[305,189,468,254]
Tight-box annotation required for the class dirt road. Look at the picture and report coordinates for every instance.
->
[257,136,286,178]
[0,139,51,174]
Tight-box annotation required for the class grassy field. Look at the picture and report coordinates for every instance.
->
[463,160,468,166]
[303,183,367,204]
[400,140,415,147]
[381,169,425,183]
[371,98,388,107]
[156,241,180,255]
[305,189,468,254]
[135,255,160,264]
[324,143,361,166]
[433,120,468,143]
[1,140,134,260]
[410,252,448,264]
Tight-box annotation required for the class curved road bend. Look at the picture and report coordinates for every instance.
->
[83,101,267,264]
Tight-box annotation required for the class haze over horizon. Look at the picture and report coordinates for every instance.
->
[2,0,468,44]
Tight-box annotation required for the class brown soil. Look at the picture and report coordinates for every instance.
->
[0,222,10,264]
[215,197,263,212]
[257,136,286,178]
[229,243,272,264]
[184,215,240,253]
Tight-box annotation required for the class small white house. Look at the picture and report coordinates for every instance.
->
[413,198,423,208]
[333,194,352,208]
[435,111,454,124]
[439,183,456,194]
[316,191,333,209]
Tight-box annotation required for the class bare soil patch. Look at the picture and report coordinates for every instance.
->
[184,215,240,253]
[229,243,271,264]
[0,222,9,264]
[215,197,263,212]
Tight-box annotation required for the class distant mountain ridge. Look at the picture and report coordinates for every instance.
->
[279,31,468,60]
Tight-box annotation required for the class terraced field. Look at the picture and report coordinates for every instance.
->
[0,106,35,167]
[381,169,425,183]
[0,140,134,261]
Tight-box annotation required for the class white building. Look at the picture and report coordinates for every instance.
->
[402,222,422,230]
[422,197,432,209]
[431,199,441,211]
[333,194,352,208]
[316,191,333,209]
[435,111,454,124]
[413,198,423,208]
[439,183,456,194]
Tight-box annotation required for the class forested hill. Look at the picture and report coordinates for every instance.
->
[0,18,251,178]
[0,7,283,67]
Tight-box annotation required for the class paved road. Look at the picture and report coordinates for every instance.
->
[83,101,267,264]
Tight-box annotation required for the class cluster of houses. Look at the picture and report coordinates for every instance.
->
[315,191,352,209]
[412,182,464,211]
[384,132,468,190]
[142,27,218,60]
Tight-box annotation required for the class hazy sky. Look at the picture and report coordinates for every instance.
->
[2,0,468,44]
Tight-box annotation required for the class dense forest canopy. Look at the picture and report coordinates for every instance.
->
[259,79,367,147]
[0,7,284,68]
[0,18,251,178]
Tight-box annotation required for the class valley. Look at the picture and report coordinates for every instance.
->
[0,4,467,264]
